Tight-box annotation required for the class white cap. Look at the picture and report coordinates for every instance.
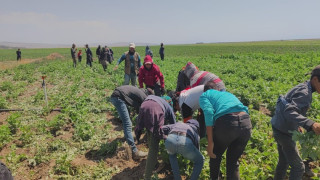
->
[129,43,135,49]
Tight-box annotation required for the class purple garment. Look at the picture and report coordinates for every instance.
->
[135,95,176,140]
[162,120,200,149]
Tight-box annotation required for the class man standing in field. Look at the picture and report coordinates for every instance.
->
[114,43,141,86]
[16,48,22,61]
[271,65,320,179]
[159,43,164,60]
[71,44,77,67]
[85,44,93,67]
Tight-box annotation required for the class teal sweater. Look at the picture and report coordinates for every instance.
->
[199,89,248,126]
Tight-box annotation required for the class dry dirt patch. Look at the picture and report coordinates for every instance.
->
[0,53,64,70]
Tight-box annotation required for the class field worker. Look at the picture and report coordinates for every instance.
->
[70,44,77,67]
[172,82,219,138]
[85,44,93,67]
[77,49,82,63]
[114,43,141,86]
[138,55,165,96]
[135,95,176,180]
[176,66,190,92]
[100,47,109,71]
[109,47,114,62]
[184,62,226,90]
[145,45,153,58]
[162,120,204,180]
[159,43,165,60]
[199,81,252,179]
[110,85,154,159]
[271,65,320,179]
[16,48,22,61]
[96,45,101,62]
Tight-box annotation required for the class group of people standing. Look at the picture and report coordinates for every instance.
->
[110,48,320,180]
[70,43,93,68]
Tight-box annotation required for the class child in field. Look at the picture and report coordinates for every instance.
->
[77,50,82,63]
[162,120,204,180]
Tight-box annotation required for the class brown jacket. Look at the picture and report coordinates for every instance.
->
[124,51,140,75]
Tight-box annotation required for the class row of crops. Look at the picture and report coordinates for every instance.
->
[0,40,320,179]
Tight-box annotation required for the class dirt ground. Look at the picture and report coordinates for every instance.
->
[0,53,64,70]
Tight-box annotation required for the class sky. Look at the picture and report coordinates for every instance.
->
[1,0,320,45]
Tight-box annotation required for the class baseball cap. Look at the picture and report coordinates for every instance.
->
[129,43,135,49]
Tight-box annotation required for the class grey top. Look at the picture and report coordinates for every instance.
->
[271,80,315,135]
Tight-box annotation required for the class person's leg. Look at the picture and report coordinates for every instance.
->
[165,134,181,180]
[123,74,130,85]
[154,83,161,96]
[130,73,137,86]
[145,132,160,180]
[110,97,137,153]
[225,128,251,179]
[278,133,304,179]
[180,137,204,180]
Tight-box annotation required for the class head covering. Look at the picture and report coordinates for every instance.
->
[161,96,173,107]
[144,55,153,65]
[129,43,135,49]
[311,65,320,77]
[184,62,199,79]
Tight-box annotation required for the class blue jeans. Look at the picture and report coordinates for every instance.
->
[165,134,204,180]
[124,73,137,86]
[272,127,305,180]
[110,96,137,152]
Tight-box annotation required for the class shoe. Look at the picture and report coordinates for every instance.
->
[304,168,316,177]
[133,150,148,159]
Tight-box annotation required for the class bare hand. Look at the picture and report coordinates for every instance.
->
[206,142,216,159]
[312,123,320,135]
[113,65,118,71]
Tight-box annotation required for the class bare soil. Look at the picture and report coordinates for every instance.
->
[0,53,64,70]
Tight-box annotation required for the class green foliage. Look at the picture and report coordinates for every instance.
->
[48,114,66,136]
[6,112,21,134]
[0,125,11,149]
[54,154,76,175]
[0,81,14,91]
[18,125,33,147]
[74,121,95,141]
[292,130,320,160]
[0,96,7,109]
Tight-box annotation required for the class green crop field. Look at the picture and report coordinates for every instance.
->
[0,40,320,179]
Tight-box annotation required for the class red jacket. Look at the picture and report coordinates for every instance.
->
[138,64,165,89]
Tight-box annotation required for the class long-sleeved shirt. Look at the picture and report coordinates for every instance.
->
[138,64,165,89]
[162,121,200,149]
[85,48,92,58]
[111,85,147,112]
[135,95,176,140]
[271,80,315,135]
[117,53,142,73]
[199,89,248,126]
[71,48,76,58]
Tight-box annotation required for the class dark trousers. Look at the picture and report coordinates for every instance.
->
[78,56,82,62]
[272,127,305,180]
[146,84,162,96]
[17,56,21,61]
[86,57,92,67]
[160,53,164,60]
[210,113,252,180]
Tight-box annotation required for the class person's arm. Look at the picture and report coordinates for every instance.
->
[138,68,144,88]
[138,55,142,68]
[114,54,126,70]
[158,70,165,89]
[283,92,315,131]
[134,114,144,143]
[161,124,174,139]
[206,126,216,158]
[312,122,320,135]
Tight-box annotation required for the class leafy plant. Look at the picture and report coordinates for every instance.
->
[7,112,21,134]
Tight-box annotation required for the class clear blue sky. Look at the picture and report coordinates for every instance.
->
[1,0,320,45]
